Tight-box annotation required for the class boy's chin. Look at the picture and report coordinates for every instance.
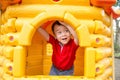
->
[61,42,68,45]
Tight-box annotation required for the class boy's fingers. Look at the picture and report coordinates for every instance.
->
[59,21,65,25]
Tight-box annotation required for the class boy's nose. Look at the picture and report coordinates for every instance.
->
[61,32,66,36]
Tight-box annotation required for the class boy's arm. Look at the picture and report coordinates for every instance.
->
[59,21,79,45]
[38,27,49,41]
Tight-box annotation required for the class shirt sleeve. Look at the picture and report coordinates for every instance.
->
[72,39,79,49]
[47,34,56,44]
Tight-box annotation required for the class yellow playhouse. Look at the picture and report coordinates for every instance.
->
[0,0,118,80]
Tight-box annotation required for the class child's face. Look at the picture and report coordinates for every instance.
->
[53,24,71,45]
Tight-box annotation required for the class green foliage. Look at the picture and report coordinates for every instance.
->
[114,0,120,7]
[115,53,120,58]
[114,42,120,53]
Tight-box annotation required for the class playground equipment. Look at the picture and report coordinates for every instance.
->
[0,0,119,80]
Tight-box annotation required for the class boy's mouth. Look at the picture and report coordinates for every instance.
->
[62,38,67,40]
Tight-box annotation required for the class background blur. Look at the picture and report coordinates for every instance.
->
[112,0,120,80]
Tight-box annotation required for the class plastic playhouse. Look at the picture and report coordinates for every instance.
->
[0,0,119,80]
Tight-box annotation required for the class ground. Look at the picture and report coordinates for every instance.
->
[115,58,120,80]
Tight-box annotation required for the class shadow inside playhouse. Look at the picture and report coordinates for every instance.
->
[26,21,84,76]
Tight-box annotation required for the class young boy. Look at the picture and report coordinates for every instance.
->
[38,20,79,75]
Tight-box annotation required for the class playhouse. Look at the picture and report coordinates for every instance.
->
[0,0,118,80]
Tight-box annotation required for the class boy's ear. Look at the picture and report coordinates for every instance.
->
[70,34,73,38]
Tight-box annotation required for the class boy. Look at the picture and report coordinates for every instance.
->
[38,20,79,75]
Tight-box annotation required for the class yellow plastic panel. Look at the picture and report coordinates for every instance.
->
[1,12,10,24]
[3,46,14,60]
[95,47,112,61]
[15,18,33,32]
[13,46,26,77]
[4,33,19,45]
[3,5,110,26]
[3,73,13,80]
[43,57,52,75]
[0,35,7,45]
[31,12,48,29]
[0,56,5,65]
[90,34,111,47]
[46,43,53,56]
[3,5,44,18]
[14,76,95,80]
[0,45,5,55]
[74,47,84,76]
[84,47,95,78]
[95,58,112,75]
[26,30,44,75]
[79,20,95,34]
[0,67,4,77]
[76,25,90,47]
[0,25,7,34]
[96,67,112,80]
[26,65,43,75]
[64,12,80,29]
[46,5,65,21]
[31,6,65,29]
[27,43,43,56]
[19,23,36,45]
[27,55,43,62]
[3,60,13,74]
[0,10,1,25]
[26,55,43,75]
[95,20,111,37]
[14,78,39,80]
[22,0,90,6]
[4,18,16,33]
[0,18,16,34]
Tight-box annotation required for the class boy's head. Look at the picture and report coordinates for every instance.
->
[51,20,71,45]
[52,21,61,34]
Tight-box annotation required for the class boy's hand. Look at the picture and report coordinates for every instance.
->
[59,21,69,27]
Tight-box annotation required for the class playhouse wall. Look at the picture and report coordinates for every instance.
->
[0,0,115,80]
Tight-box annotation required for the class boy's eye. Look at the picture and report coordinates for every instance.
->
[65,30,69,32]
[57,31,61,34]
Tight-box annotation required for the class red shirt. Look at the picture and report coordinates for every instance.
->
[48,34,79,70]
